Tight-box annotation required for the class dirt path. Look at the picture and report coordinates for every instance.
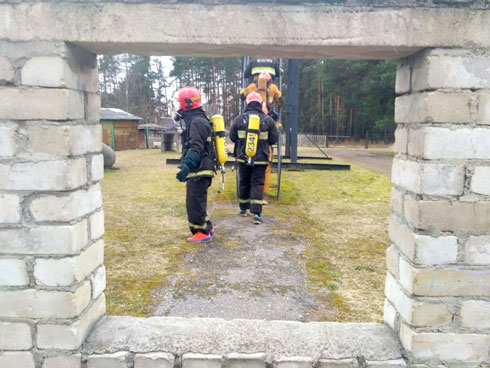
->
[151,203,321,321]
[327,148,393,175]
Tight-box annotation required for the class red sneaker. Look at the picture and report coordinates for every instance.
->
[187,232,212,243]
[210,228,216,236]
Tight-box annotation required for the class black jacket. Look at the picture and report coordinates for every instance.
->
[181,108,215,178]
[229,103,278,165]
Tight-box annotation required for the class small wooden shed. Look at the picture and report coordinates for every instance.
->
[100,108,142,151]
[138,124,166,149]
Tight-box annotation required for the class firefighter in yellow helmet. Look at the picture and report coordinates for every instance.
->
[240,71,284,115]
[175,86,215,242]
[229,92,278,224]
[244,58,280,81]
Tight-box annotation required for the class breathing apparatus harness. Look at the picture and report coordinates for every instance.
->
[176,109,227,190]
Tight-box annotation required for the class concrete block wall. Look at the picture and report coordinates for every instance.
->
[0,41,105,368]
[81,353,406,368]
[387,48,490,366]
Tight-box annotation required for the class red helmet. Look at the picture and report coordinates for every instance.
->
[246,92,263,105]
[177,86,202,111]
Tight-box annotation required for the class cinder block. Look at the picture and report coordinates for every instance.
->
[399,258,490,297]
[406,128,424,158]
[90,210,105,240]
[91,154,104,182]
[34,240,104,286]
[0,40,68,60]
[478,92,490,125]
[28,124,71,156]
[390,218,459,266]
[0,259,29,286]
[471,166,490,195]
[395,61,411,95]
[366,360,406,368]
[413,233,458,265]
[70,124,102,155]
[395,92,470,124]
[0,88,84,120]
[28,123,102,156]
[0,56,15,83]
[0,321,32,350]
[86,352,130,368]
[43,354,81,368]
[385,245,399,277]
[385,272,452,326]
[317,359,357,368]
[0,194,21,223]
[0,352,35,368]
[134,352,175,368]
[408,127,490,160]
[0,158,87,191]
[412,49,490,91]
[390,187,403,215]
[274,356,313,368]
[0,281,91,318]
[227,353,266,368]
[182,353,222,368]
[0,124,17,157]
[15,46,98,91]
[393,126,407,154]
[0,220,88,255]
[400,323,490,361]
[86,93,101,121]
[21,56,78,88]
[64,43,99,93]
[388,219,415,260]
[37,294,105,349]
[461,301,490,330]
[403,197,490,232]
[465,236,490,265]
[91,265,106,299]
[391,158,464,196]
[30,184,102,222]
[383,298,397,329]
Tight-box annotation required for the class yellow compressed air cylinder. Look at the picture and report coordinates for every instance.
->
[245,114,260,162]
[211,114,227,166]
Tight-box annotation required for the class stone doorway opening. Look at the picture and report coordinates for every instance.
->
[1,2,489,367]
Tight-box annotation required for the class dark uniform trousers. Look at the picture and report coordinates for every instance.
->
[238,163,266,215]
[186,177,213,234]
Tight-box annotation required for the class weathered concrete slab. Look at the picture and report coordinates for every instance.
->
[83,317,402,361]
[1,3,490,59]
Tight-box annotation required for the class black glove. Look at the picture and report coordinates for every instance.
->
[176,164,190,182]
[269,110,279,121]
[240,94,246,101]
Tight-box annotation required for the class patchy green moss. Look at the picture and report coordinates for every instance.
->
[224,240,242,248]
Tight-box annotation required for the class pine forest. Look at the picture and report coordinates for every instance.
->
[98,55,397,143]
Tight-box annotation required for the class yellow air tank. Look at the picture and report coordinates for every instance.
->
[211,114,227,166]
[245,114,260,165]
[211,114,227,191]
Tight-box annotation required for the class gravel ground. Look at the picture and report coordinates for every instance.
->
[151,203,321,321]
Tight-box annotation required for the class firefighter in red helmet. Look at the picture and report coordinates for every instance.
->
[175,86,215,242]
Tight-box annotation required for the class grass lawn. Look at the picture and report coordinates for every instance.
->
[101,149,392,321]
